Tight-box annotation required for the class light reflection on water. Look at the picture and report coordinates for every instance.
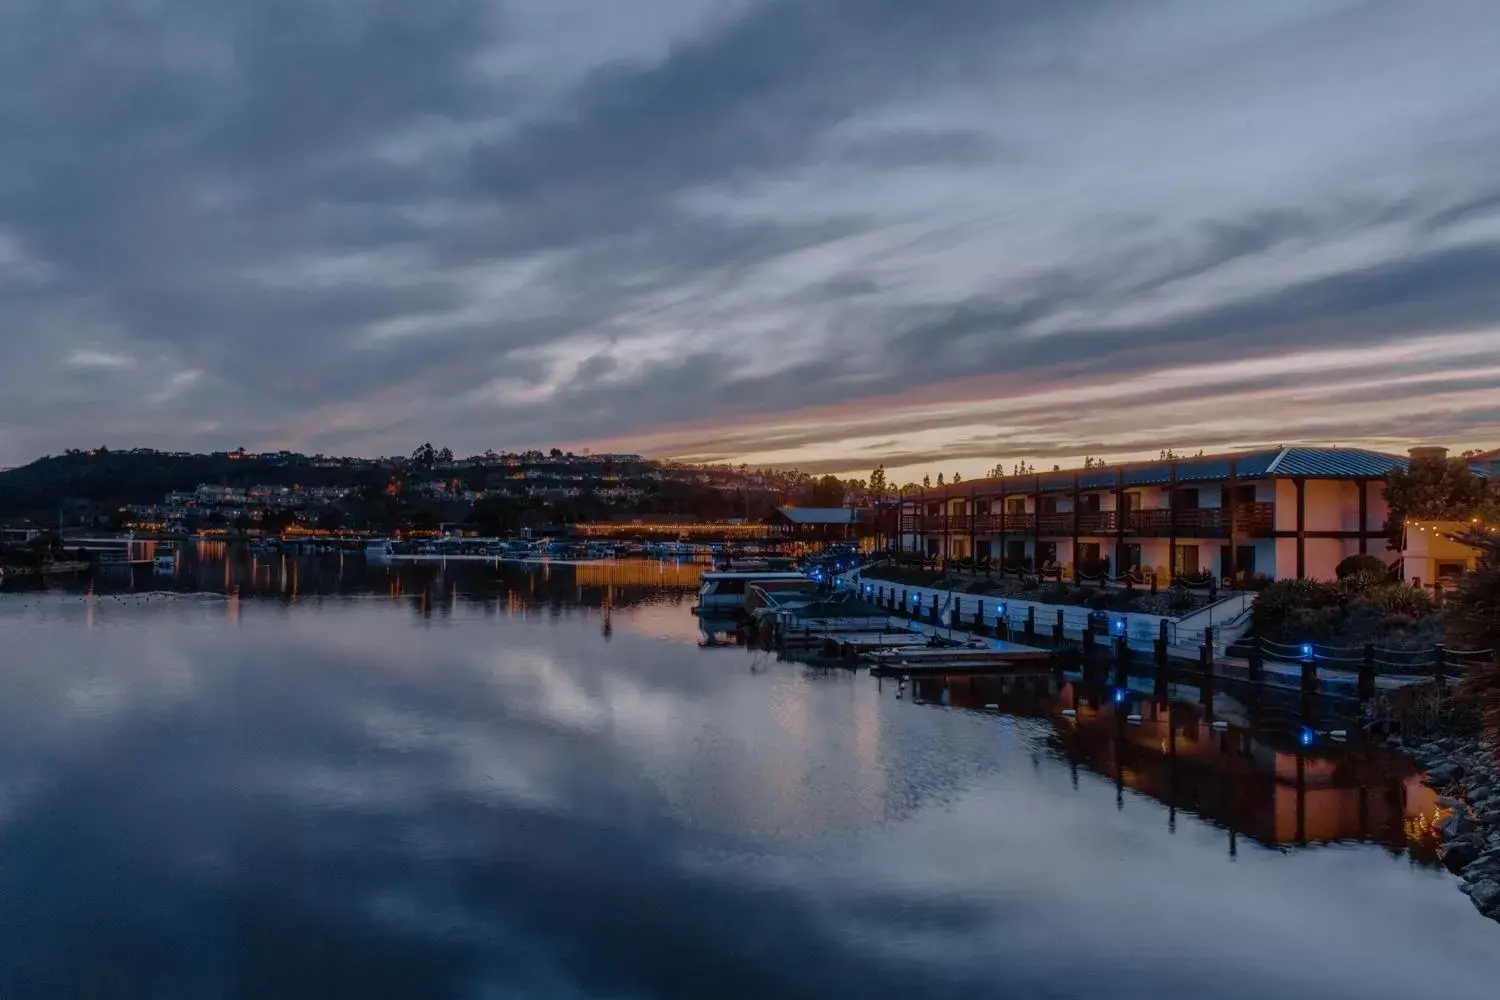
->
[1,556,1497,998]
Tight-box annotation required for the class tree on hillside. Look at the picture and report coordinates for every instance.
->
[952,472,962,484]
[436,446,454,465]
[936,473,945,486]
[868,465,887,502]
[1383,455,1495,547]
[806,475,845,507]
[922,475,931,488]
[411,443,436,472]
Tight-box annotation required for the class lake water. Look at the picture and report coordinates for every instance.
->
[2,553,1498,998]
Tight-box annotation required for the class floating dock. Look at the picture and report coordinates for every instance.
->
[864,638,1055,677]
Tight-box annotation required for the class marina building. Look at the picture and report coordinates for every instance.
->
[893,446,1496,582]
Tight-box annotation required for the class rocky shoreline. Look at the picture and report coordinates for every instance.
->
[1407,737,1500,921]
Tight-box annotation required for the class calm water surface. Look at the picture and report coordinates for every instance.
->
[2,553,1497,998]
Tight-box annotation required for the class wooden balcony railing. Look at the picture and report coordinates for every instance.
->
[1123,503,1275,538]
[898,502,1275,538]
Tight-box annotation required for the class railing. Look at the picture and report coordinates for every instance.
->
[900,503,1275,538]
[1123,503,1275,538]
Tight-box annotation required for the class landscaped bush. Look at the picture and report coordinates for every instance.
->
[1338,568,1387,596]
[1335,553,1388,580]
[1167,589,1198,612]
[1251,576,1445,648]
[1369,582,1435,618]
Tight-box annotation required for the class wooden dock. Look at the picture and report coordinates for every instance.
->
[863,638,1054,677]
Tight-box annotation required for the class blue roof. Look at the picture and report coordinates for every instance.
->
[1123,465,1173,486]
[1037,472,1075,493]
[1264,448,1407,479]
[1229,449,1281,478]
[1078,469,1118,489]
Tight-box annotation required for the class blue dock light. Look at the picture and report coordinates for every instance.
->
[1301,642,1313,660]
[1299,727,1314,746]
[1113,688,1126,704]
[1114,618,1126,636]
[996,602,1007,618]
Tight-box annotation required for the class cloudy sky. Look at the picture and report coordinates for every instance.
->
[3,0,1500,481]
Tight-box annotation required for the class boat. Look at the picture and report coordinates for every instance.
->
[364,539,395,561]
[693,570,814,617]
[153,549,176,573]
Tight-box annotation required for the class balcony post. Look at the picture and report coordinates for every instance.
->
[1358,477,1369,555]
[1226,457,1238,585]
[1114,467,1126,576]
[1071,471,1080,579]
[1295,477,1306,579]
[969,485,976,559]
[998,476,1008,562]
[1168,460,1179,581]
[1032,474,1041,570]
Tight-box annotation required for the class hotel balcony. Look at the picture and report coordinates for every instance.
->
[899,502,1274,539]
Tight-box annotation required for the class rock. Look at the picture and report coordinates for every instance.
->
[1443,836,1486,873]
[1427,762,1463,785]
[1482,810,1500,826]
[1471,880,1500,916]
[1439,797,1464,809]
[1440,813,1474,840]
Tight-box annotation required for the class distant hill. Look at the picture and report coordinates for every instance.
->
[0,449,389,521]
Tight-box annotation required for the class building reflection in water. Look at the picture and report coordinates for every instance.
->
[913,672,1444,862]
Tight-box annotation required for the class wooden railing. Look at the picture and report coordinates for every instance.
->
[900,502,1275,538]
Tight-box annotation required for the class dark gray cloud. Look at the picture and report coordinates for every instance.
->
[2,0,1500,468]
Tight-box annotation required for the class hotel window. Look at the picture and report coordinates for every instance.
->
[975,540,992,560]
[1169,488,1200,510]
[1037,496,1059,515]
[1174,544,1200,575]
[975,499,991,516]
[1122,543,1143,570]
[1037,541,1058,566]
[1122,492,1142,511]
[1005,540,1028,565]
[1235,545,1256,576]
[1076,494,1101,514]
[1076,541,1101,565]
[1005,497,1027,515]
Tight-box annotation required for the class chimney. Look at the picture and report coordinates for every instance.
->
[1408,445,1448,461]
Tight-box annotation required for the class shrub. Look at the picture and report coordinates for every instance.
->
[1251,579,1345,635]
[1338,568,1387,596]
[1335,554,1388,580]
[1368,582,1435,618]
[1167,589,1198,612]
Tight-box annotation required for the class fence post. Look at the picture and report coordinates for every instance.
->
[1300,646,1319,722]
[930,593,940,625]
[1025,606,1036,642]
[1247,633,1264,686]
[1114,634,1130,689]
[1054,608,1065,643]
[1200,628,1215,712]
[1155,620,1169,668]
[950,597,962,630]
[1359,643,1375,706]
[974,600,986,635]
[1433,643,1447,693]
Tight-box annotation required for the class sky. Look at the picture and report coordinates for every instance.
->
[3,0,1500,484]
